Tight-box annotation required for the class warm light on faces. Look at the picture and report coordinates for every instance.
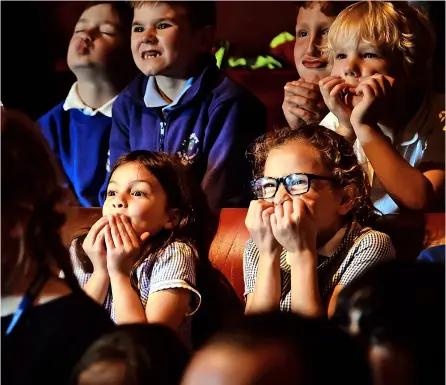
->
[294,4,335,83]
[67,3,123,72]
[264,140,347,236]
[331,41,393,85]
[102,162,173,238]
[131,3,204,77]
[330,41,396,108]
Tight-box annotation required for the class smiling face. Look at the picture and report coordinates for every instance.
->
[102,162,175,237]
[264,139,349,241]
[67,3,125,75]
[131,2,206,78]
[294,3,336,83]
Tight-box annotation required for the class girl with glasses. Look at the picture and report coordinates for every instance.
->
[244,124,395,317]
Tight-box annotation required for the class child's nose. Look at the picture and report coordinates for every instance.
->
[112,194,127,209]
[273,184,292,206]
[343,58,360,78]
[142,28,157,44]
[305,35,321,57]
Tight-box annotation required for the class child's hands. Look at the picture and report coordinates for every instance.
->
[82,216,109,274]
[350,74,395,129]
[319,76,355,130]
[104,214,150,277]
[270,198,317,258]
[283,78,328,128]
[245,200,282,259]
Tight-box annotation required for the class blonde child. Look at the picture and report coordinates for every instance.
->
[283,1,355,129]
[70,151,201,345]
[244,125,394,318]
[319,1,445,214]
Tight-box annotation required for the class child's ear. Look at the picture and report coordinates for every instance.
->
[164,208,180,230]
[338,185,356,216]
[196,25,216,54]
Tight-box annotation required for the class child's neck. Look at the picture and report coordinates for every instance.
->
[76,78,120,110]
[154,76,190,105]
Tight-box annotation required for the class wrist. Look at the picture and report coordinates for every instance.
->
[108,271,131,282]
[288,249,317,268]
[92,268,109,279]
[351,122,378,143]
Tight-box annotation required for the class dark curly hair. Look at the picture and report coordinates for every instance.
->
[1,108,80,293]
[250,124,379,226]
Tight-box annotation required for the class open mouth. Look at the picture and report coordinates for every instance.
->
[142,50,162,59]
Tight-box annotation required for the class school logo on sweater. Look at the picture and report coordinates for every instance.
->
[178,133,200,165]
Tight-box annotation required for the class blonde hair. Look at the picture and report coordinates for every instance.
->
[327,1,435,85]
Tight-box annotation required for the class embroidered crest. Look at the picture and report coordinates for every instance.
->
[178,133,200,165]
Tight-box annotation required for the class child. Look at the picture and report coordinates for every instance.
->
[244,124,394,318]
[70,150,201,346]
[72,324,190,385]
[1,108,113,385]
[283,1,354,129]
[333,260,445,385]
[319,1,445,214]
[182,312,372,385]
[39,2,135,207]
[110,1,266,213]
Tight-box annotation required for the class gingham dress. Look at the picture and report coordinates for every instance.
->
[70,240,201,344]
[243,222,395,312]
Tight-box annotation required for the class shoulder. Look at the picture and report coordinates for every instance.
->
[139,241,197,271]
[212,76,264,110]
[38,101,66,125]
[199,66,264,111]
[348,227,395,260]
[114,73,148,109]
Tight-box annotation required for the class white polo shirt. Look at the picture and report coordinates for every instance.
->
[320,92,445,214]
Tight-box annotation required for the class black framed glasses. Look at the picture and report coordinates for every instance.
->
[251,173,336,199]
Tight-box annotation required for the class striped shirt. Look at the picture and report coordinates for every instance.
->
[243,222,395,312]
[70,240,201,344]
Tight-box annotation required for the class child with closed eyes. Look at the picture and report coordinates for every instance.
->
[243,124,394,318]
[70,150,201,345]
[319,1,445,214]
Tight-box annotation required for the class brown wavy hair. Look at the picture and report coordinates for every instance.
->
[1,108,80,293]
[250,124,379,226]
[75,150,200,291]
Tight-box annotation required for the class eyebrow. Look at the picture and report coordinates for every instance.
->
[132,17,175,27]
[77,19,117,27]
[108,179,152,186]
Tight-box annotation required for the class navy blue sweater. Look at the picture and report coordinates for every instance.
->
[110,58,266,212]
[38,104,111,207]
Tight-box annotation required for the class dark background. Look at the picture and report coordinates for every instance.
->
[1,1,444,121]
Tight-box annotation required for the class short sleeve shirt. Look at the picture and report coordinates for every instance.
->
[243,222,395,312]
[71,240,201,343]
[320,92,445,214]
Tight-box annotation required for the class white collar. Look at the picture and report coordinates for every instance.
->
[63,82,116,118]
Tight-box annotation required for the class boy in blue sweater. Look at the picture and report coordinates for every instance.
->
[110,1,266,213]
[39,2,135,207]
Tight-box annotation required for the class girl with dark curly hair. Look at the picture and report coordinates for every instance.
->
[244,124,395,317]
